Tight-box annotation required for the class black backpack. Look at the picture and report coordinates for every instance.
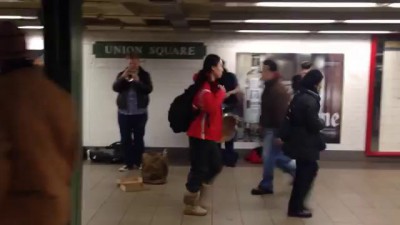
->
[168,84,200,133]
[87,142,124,164]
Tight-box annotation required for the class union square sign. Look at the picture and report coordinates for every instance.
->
[93,42,207,59]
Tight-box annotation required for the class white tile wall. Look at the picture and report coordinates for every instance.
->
[25,31,373,151]
[81,32,371,151]
[379,48,400,151]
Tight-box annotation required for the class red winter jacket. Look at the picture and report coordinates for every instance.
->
[187,81,226,142]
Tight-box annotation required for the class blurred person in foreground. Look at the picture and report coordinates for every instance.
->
[0,21,78,225]
[281,70,326,218]
[251,59,296,196]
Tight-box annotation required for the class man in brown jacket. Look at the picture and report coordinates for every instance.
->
[0,21,78,225]
[251,59,296,195]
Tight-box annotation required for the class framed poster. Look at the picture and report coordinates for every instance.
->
[236,53,344,144]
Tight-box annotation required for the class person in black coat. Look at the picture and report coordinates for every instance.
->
[281,69,326,218]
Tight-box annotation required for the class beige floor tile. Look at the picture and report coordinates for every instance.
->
[82,163,400,225]
[240,208,274,225]
[302,203,335,225]
[86,190,135,225]
[333,223,364,225]
[119,205,156,225]
[150,206,183,225]
[181,214,212,225]
[321,206,361,224]
[268,209,305,225]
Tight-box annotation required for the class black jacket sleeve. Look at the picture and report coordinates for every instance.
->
[133,70,153,95]
[231,72,239,88]
[112,72,130,93]
[305,100,325,133]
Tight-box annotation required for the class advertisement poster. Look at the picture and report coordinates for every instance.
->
[234,53,344,144]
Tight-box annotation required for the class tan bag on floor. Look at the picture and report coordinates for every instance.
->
[142,149,169,185]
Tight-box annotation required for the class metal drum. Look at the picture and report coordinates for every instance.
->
[222,113,241,142]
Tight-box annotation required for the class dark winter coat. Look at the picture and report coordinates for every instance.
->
[112,67,153,110]
[260,79,290,129]
[281,88,326,161]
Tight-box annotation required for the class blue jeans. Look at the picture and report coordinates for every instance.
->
[259,129,296,191]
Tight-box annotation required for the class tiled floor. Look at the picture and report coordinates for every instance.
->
[82,162,400,225]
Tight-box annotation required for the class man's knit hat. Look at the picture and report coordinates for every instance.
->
[301,69,324,90]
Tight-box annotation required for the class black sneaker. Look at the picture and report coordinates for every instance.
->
[133,164,142,170]
[118,165,133,172]
[251,187,273,195]
[288,209,313,218]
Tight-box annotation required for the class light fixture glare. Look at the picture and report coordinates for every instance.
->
[345,20,400,24]
[318,30,393,34]
[237,30,311,33]
[254,2,379,8]
[0,15,37,20]
[245,19,336,24]
[18,26,44,30]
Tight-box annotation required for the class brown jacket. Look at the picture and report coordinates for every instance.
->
[260,79,290,129]
[0,67,78,225]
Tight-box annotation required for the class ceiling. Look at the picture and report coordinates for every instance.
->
[1,0,400,33]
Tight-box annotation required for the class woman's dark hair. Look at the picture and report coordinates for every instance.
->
[291,75,302,92]
[301,69,324,93]
[194,54,221,88]
[263,59,278,72]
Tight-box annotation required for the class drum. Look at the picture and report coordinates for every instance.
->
[222,113,241,142]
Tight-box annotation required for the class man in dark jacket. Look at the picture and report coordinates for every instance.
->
[251,59,296,195]
[113,53,153,172]
[282,70,326,218]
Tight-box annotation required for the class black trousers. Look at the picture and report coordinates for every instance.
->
[288,160,319,212]
[186,137,223,193]
[218,140,239,167]
[118,113,148,168]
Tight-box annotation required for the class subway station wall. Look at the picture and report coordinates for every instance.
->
[82,32,371,151]
[25,32,371,151]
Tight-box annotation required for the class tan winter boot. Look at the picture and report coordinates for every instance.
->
[199,184,212,210]
[183,191,208,216]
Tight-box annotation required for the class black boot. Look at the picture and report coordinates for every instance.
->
[251,187,273,195]
[288,209,312,218]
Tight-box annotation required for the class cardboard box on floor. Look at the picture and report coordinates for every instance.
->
[117,176,149,192]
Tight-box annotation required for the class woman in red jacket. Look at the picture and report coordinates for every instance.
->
[184,54,226,216]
